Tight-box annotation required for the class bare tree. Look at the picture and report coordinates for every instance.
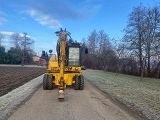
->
[10,33,21,48]
[20,32,34,66]
[87,30,98,55]
[98,30,111,54]
[98,30,112,69]
[87,30,98,69]
[144,6,160,76]
[86,29,116,70]
[123,5,146,77]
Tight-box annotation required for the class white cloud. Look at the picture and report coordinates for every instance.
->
[0,31,14,36]
[0,31,31,38]
[26,0,103,22]
[27,9,62,29]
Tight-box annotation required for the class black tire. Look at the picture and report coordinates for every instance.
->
[52,76,56,89]
[43,74,48,90]
[79,75,84,90]
[74,75,79,90]
[47,74,53,90]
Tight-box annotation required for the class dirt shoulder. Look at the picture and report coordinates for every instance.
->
[0,66,46,97]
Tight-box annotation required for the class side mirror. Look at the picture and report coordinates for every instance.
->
[85,48,88,54]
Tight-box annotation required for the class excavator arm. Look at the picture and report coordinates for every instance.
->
[55,29,68,100]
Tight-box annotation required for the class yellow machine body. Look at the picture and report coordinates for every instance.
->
[46,55,82,86]
[43,28,87,100]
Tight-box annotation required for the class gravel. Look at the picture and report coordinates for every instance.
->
[0,74,44,120]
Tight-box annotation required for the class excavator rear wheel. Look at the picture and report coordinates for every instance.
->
[74,75,80,90]
[79,75,84,90]
[47,74,53,90]
[43,74,48,90]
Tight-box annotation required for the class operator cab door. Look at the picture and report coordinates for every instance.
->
[68,47,81,66]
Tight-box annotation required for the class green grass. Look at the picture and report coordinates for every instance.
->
[83,69,160,120]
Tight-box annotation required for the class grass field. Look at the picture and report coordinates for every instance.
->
[83,69,160,120]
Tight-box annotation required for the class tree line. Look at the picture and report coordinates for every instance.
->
[82,4,160,78]
[0,32,34,65]
[0,4,159,78]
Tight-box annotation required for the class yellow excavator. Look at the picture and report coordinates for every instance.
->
[43,28,88,101]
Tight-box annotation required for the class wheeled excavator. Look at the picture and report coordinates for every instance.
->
[43,28,88,101]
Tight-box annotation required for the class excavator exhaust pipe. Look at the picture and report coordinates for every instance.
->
[58,89,64,101]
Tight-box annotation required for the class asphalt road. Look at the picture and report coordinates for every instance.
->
[8,80,137,120]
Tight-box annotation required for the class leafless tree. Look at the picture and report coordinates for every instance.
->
[86,29,116,70]
[87,30,98,55]
[123,4,160,78]
[123,5,146,77]
[143,6,160,76]
[10,33,21,48]
[98,30,112,69]
[87,30,98,69]
[20,32,34,66]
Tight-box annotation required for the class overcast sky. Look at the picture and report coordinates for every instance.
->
[0,0,159,55]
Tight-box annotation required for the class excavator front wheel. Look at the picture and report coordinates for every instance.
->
[74,75,80,90]
[79,75,84,90]
[43,74,48,90]
[47,75,53,90]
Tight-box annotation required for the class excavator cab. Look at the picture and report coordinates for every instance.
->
[67,43,81,66]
